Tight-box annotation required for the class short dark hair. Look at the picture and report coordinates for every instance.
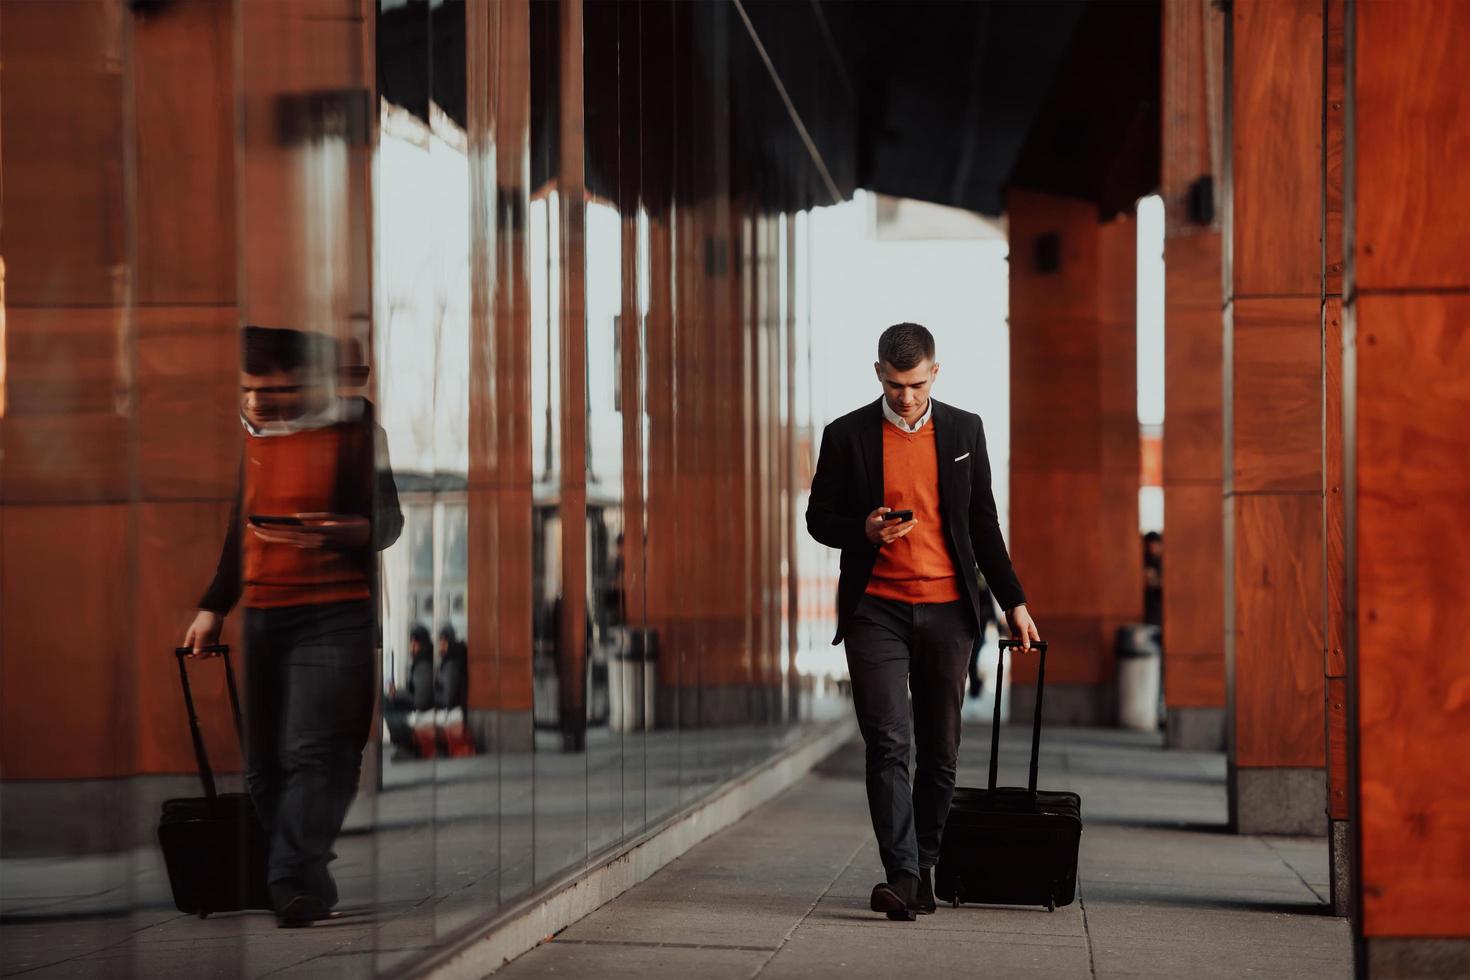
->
[242,325,335,376]
[877,322,935,371]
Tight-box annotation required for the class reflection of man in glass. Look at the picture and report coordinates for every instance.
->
[182,326,402,927]
[806,322,1040,921]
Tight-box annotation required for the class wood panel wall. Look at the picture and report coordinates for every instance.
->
[1322,0,1349,828]
[1007,189,1140,718]
[1349,0,1470,948]
[1225,0,1326,793]
[0,0,245,779]
[467,0,535,715]
[1160,0,1226,724]
[557,0,590,733]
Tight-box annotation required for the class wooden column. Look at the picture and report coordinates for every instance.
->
[1322,0,1351,917]
[0,0,136,792]
[466,0,535,743]
[1347,2,1470,972]
[1007,189,1141,725]
[1160,0,1227,751]
[495,0,537,732]
[0,0,242,794]
[1224,0,1326,835]
[557,0,589,747]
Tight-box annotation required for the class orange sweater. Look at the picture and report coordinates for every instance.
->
[865,421,963,604]
[242,426,373,609]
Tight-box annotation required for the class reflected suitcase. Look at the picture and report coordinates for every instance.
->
[935,639,1082,912]
[157,645,272,918]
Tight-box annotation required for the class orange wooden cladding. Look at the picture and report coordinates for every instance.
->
[0,0,127,307]
[1232,493,1325,768]
[1225,0,1331,780]
[0,0,380,776]
[464,0,497,712]
[133,501,246,774]
[1354,1,1470,293]
[131,0,237,306]
[1230,297,1322,494]
[1230,0,1323,298]
[0,308,132,504]
[1161,484,1224,706]
[1162,233,1223,484]
[490,0,535,713]
[1007,190,1140,692]
[1325,677,1348,821]
[558,0,589,716]
[1322,0,1346,298]
[136,307,243,502]
[1351,2,1470,937]
[465,0,530,713]
[0,506,133,779]
[1161,0,1227,716]
[235,0,372,333]
[1353,294,1470,937]
[1324,298,1345,679]
[1161,0,1223,238]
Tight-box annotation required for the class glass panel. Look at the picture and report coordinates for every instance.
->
[0,1,856,974]
[529,0,587,889]
[495,0,537,909]
[583,0,626,860]
[373,0,438,965]
[640,0,683,832]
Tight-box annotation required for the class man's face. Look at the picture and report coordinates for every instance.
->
[240,368,321,427]
[875,358,938,423]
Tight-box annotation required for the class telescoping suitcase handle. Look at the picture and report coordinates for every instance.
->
[172,645,245,804]
[989,638,1050,795]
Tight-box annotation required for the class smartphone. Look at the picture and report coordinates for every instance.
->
[249,514,305,527]
[885,509,914,523]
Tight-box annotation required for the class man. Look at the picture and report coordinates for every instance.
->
[806,322,1040,921]
[182,326,402,927]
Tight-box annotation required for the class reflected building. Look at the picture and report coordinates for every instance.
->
[0,0,851,973]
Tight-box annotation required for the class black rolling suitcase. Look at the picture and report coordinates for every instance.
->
[935,639,1082,912]
[157,645,272,918]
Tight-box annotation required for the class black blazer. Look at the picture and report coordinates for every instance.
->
[805,397,1026,644]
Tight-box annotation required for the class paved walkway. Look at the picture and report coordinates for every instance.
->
[496,725,1353,980]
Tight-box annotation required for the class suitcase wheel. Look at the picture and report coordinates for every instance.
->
[197,910,209,920]
[951,896,960,909]
[1046,894,1055,913]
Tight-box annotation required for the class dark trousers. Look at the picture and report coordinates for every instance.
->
[844,594,977,879]
[243,599,375,889]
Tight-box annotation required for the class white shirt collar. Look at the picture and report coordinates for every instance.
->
[881,397,932,434]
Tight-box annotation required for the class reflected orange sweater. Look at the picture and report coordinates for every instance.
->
[242,426,373,609]
[865,421,963,604]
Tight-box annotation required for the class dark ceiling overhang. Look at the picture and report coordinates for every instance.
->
[811,0,1160,218]
[375,0,1160,221]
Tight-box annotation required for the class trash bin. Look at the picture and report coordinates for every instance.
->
[1115,624,1162,732]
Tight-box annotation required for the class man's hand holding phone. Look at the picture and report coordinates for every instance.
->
[865,506,917,546]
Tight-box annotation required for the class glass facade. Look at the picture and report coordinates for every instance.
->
[0,0,854,975]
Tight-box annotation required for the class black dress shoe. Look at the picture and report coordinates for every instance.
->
[870,872,918,921]
[271,881,329,928]
[916,867,937,915]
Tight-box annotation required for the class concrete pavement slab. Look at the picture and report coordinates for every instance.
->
[496,725,1348,980]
